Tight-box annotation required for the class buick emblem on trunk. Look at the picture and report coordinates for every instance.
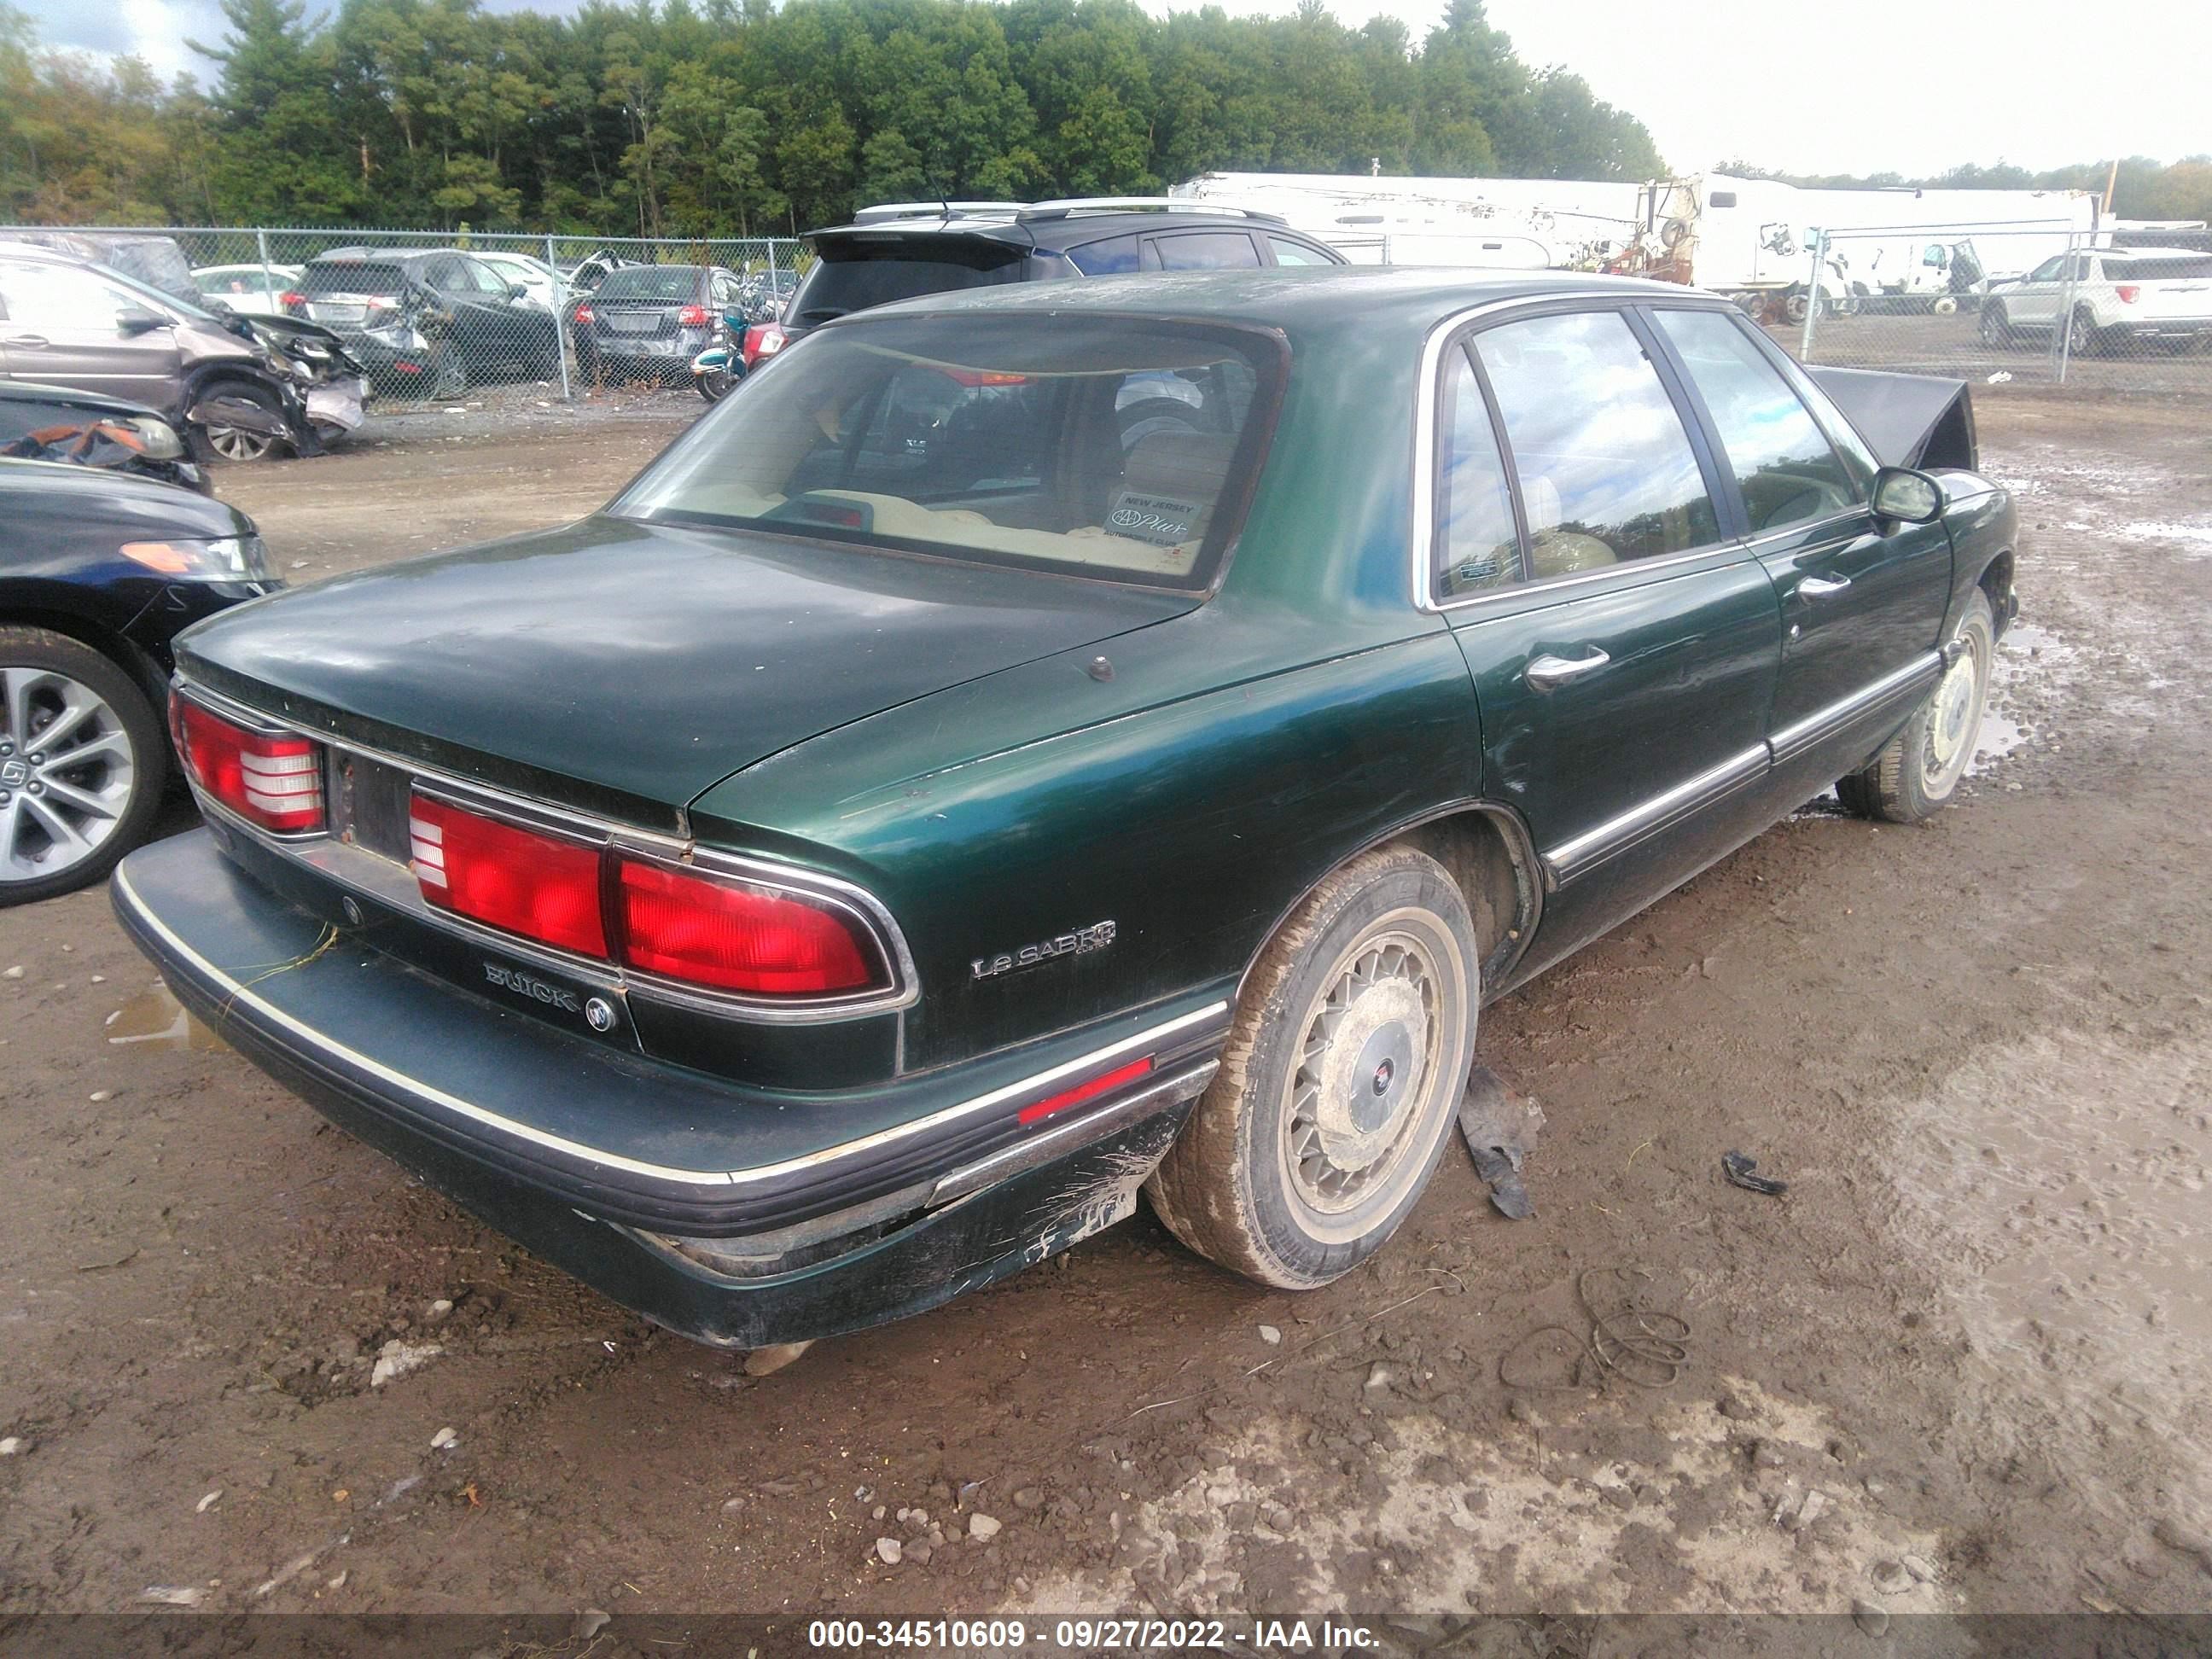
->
[483,961,582,1013]
[971,920,1115,981]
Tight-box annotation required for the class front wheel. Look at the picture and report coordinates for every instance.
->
[190,378,288,463]
[1979,302,2011,346]
[1145,845,1479,1289]
[1837,587,1994,824]
[0,628,166,905]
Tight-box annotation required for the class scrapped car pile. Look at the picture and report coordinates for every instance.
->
[0,234,370,464]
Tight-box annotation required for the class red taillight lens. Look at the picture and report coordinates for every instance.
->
[172,696,324,832]
[742,323,785,367]
[614,859,882,995]
[2116,285,2140,304]
[677,303,710,327]
[278,289,306,309]
[410,795,608,959]
[573,302,596,325]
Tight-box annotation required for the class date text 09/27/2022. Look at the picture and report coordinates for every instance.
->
[806,1617,1380,1650]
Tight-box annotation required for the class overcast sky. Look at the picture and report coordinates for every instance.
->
[28,0,2211,179]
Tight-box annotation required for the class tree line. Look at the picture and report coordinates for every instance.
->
[1,0,1662,235]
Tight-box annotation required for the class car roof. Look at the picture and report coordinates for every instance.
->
[807,201,1330,254]
[843,265,1714,337]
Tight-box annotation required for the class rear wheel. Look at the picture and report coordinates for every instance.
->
[0,628,166,906]
[1145,846,1479,1289]
[430,345,469,400]
[1837,588,1994,824]
[2066,306,2101,358]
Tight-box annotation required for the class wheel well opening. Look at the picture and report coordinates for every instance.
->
[0,608,167,710]
[1396,810,1539,989]
[1978,550,2015,633]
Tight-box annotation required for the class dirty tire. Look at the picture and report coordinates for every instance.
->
[1145,845,1479,1289]
[1979,302,2011,346]
[0,626,166,906]
[431,346,469,400]
[1931,295,1959,316]
[1837,587,1995,824]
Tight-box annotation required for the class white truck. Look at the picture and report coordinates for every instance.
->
[1979,247,2212,354]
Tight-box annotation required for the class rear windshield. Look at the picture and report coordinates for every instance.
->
[789,242,1025,323]
[301,261,410,295]
[2111,256,2212,281]
[615,313,1281,591]
[595,266,705,301]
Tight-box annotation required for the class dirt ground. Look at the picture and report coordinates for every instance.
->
[2,387,2209,1633]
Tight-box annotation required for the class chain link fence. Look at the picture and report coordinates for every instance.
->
[1,224,805,430]
[1775,223,2212,393]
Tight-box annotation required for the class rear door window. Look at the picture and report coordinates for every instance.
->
[1267,237,1335,266]
[1151,232,1262,271]
[1067,236,1142,276]
[1473,309,1720,572]
[1651,308,1863,533]
[1435,347,1522,597]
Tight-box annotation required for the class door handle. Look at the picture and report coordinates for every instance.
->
[1796,573,1853,597]
[1525,647,1611,690]
[3,334,49,348]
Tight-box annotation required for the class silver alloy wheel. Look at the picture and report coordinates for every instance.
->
[1279,917,1447,1236]
[204,420,279,462]
[1922,624,1990,796]
[0,667,137,885]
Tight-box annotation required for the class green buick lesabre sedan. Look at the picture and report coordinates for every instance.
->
[114,270,2017,1346]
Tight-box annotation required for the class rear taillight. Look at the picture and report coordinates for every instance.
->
[614,859,883,995]
[278,290,306,309]
[677,303,710,327]
[409,795,607,959]
[573,303,596,325]
[2116,285,2140,304]
[172,696,324,832]
[742,323,786,367]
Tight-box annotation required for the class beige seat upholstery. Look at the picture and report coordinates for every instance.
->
[1519,474,1617,578]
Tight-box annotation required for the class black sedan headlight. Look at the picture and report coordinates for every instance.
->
[119,533,271,581]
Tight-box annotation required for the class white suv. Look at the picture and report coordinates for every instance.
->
[1982,248,2212,353]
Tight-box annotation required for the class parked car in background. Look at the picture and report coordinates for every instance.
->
[0,381,207,492]
[285,248,563,396]
[1,457,276,903]
[112,270,2016,1348]
[742,198,1345,370]
[469,250,567,314]
[192,263,306,317]
[0,230,202,306]
[0,244,364,463]
[1981,247,2212,352]
[572,264,743,384]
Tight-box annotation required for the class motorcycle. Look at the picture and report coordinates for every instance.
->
[699,292,787,402]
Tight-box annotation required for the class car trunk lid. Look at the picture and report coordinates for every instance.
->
[173,515,1195,834]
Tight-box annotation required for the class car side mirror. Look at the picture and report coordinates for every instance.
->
[1871,467,1943,524]
[508,282,528,300]
[117,307,169,335]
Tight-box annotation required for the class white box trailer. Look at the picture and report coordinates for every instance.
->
[1169,171,1645,271]
[1652,174,2103,318]
[1174,169,2101,320]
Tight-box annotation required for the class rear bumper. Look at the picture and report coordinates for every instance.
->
[112,831,1222,1347]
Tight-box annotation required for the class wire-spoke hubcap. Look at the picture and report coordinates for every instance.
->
[1285,930,1441,1213]
[0,667,137,884]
